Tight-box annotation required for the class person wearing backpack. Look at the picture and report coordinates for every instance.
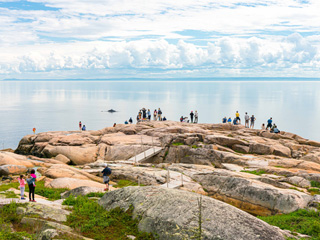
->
[27,169,37,202]
[102,164,112,191]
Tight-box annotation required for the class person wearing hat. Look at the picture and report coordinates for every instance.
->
[102,163,112,191]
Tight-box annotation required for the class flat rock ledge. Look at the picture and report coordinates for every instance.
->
[99,186,285,240]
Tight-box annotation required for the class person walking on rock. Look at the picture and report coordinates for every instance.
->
[79,121,82,131]
[102,164,112,191]
[18,175,26,200]
[244,112,249,128]
[27,169,37,202]
[190,111,194,123]
[194,111,198,123]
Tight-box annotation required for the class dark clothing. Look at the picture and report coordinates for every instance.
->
[222,118,227,123]
[142,109,146,118]
[28,184,35,201]
[190,112,194,123]
[129,118,133,124]
[102,167,112,176]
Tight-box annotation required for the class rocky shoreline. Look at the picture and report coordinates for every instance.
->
[1,120,320,239]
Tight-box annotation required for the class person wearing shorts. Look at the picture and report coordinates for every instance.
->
[266,117,273,130]
[102,164,111,191]
[235,111,241,124]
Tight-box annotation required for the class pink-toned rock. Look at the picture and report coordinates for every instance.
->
[54,154,71,164]
[47,177,105,189]
[0,164,27,176]
[0,152,34,168]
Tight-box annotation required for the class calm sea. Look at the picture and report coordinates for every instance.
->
[1,80,320,149]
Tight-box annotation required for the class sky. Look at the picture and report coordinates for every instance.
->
[0,0,320,79]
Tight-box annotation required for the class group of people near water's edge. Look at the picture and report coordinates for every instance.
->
[17,169,37,202]
[79,121,86,131]
[222,111,280,133]
[180,110,198,123]
[125,108,167,124]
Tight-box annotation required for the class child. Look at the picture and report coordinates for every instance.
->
[18,175,26,200]
[27,169,37,202]
[102,164,112,191]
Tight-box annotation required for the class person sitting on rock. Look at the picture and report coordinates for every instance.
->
[163,116,167,121]
[180,116,184,122]
[102,164,112,191]
[233,118,238,125]
[273,125,280,134]
[129,117,133,124]
[124,120,128,124]
[227,117,232,123]
[261,123,266,130]
[82,125,86,131]
[222,117,227,123]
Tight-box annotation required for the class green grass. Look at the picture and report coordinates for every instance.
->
[308,188,320,195]
[191,145,201,149]
[62,194,77,206]
[66,195,154,240]
[86,192,105,198]
[240,170,266,176]
[172,142,184,146]
[0,182,19,191]
[33,181,68,200]
[311,181,320,188]
[113,180,140,188]
[259,209,320,240]
[3,191,19,198]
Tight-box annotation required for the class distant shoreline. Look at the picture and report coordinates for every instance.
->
[2,77,320,82]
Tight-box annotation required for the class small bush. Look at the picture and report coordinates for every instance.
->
[259,209,320,239]
[311,181,320,188]
[308,188,320,195]
[0,182,19,191]
[86,192,105,198]
[62,195,77,206]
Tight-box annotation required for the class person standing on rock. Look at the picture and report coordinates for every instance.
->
[190,111,194,123]
[158,108,162,121]
[33,127,36,134]
[27,169,37,202]
[102,164,112,191]
[153,109,157,121]
[244,112,250,128]
[266,117,273,130]
[18,175,26,200]
[250,115,256,128]
[194,111,198,123]
[129,117,133,124]
[147,109,151,121]
[79,121,82,131]
[235,111,241,124]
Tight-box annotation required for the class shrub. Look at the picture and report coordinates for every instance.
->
[114,180,139,188]
[62,195,77,206]
[86,192,105,198]
[33,181,68,200]
[66,195,154,240]
[172,142,184,146]
[311,181,320,188]
[259,209,320,239]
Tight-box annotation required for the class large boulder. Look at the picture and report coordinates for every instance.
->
[99,186,285,240]
[46,177,105,189]
[193,170,313,215]
[0,165,27,176]
[249,143,274,155]
[0,152,34,168]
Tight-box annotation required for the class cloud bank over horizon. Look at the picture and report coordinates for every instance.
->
[0,0,320,79]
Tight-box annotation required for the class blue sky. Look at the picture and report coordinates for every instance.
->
[0,0,319,79]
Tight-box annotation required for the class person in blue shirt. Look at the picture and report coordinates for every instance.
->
[233,118,238,125]
[124,120,128,124]
[222,117,227,123]
[227,117,232,123]
[266,117,273,130]
[82,125,86,131]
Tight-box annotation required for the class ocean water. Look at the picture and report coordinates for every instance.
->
[0,80,320,149]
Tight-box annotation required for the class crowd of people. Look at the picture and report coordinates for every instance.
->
[222,111,280,133]
[180,110,199,123]
[124,108,167,124]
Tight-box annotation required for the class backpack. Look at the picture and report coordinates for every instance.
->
[26,177,33,185]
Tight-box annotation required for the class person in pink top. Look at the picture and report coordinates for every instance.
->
[18,175,26,200]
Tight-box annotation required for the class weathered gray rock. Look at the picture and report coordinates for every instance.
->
[61,186,105,199]
[99,186,285,240]
[21,203,70,222]
[249,143,274,155]
[193,169,313,215]
[232,144,249,153]
[37,229,59,240]
[204,135,248,147]
[284,176,311,188]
